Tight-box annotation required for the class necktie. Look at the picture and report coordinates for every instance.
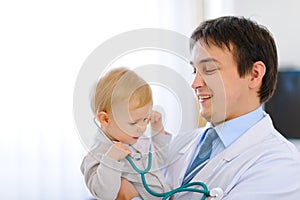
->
[182,128,218,185]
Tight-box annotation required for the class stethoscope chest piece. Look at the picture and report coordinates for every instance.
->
[210,187,224,200]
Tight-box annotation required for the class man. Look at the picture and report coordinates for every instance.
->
[164,16,300,199]
[117,16,300,199]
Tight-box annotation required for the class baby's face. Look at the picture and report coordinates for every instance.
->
[106,102,152,145]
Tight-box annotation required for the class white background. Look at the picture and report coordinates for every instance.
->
[0,0,201,199]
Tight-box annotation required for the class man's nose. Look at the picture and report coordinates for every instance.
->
[192,71,206,90]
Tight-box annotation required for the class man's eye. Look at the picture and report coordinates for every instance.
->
[129,122,137,125]
[203,66,217,74]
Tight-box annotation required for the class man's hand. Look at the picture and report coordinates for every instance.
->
[116,178,140,200]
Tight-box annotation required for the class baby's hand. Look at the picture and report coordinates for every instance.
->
[150,111,166,134]
[106,142,132,161]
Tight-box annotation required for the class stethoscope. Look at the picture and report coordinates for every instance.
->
[94,117,224,200]
[126,152,224,200]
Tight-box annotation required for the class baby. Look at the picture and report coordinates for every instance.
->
[81,68,171,199]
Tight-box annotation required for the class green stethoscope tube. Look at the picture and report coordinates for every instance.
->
[126,152,211,200]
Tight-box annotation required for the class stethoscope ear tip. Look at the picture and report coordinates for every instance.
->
[210,187,224,200]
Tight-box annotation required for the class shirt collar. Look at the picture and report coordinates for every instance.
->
[213,106,265,147]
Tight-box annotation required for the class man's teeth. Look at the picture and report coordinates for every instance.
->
[200,95,211,99]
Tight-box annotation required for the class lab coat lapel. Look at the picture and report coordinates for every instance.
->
[192,115,274,183]
[166,128,205,188]
[177,133,202,186]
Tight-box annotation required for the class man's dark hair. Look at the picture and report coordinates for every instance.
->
[191,16,278,103]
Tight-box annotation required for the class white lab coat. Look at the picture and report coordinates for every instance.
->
[164,114,300,199]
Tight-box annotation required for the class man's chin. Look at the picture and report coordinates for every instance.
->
[199,110,211,123]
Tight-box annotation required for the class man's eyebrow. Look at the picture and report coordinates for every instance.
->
[199,58,220,64]
[190,58,220,66]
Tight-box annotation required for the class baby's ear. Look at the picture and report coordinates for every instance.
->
[97,111,109,126]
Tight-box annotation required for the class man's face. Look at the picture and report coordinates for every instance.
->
[190,41,251,125]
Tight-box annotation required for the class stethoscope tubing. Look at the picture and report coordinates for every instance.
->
[126,153,210,200]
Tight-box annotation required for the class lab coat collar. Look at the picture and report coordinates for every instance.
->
[221,114,273,161]
[196,114,275,182]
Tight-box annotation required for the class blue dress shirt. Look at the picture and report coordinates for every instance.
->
[211,106,265,158]
[186,106,265,171]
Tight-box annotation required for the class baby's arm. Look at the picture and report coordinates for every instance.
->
[150,111,172,166]
[81,142,132,200]
[150,111,168,134]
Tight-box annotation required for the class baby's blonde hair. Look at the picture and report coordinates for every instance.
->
[94,68,152,114]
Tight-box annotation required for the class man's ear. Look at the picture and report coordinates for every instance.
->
[249,61,266,89]
[97,111,109,126]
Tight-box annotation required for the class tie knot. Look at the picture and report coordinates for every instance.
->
[203,127,218,144]
[198,128,218,153]
[206,127,218,139]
